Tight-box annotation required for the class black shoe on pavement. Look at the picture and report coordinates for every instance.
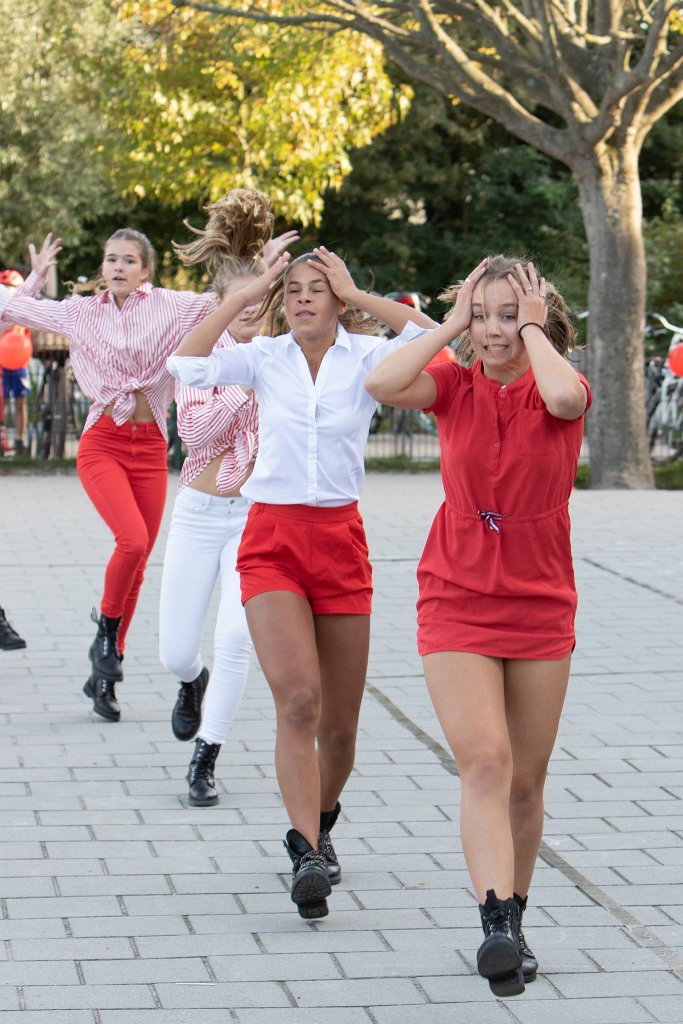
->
[319,801,342,885]
[172,667,209,741]
[284,829,332,919]
[88,608,123,681]
[83,675,121,722]
[0,607,27,650]
[514,893,538,982]
[186,738,221,806]
[477,889,524,997]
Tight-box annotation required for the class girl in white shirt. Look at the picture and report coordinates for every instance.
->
[169,248,435,919]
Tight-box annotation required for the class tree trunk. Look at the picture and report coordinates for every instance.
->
[575,145,654,488]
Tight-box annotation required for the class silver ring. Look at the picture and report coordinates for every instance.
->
[465,277,471,283]
[525,288,532,293]
[540,293,546,299]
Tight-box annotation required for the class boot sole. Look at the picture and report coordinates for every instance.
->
[83,677,121,722]
[297,898,329,919]
[188,791,219,807]
[291,865,332,911]
[477,935,521,981]
[489,966,525,997]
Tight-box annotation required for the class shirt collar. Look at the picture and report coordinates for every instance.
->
[97,280,154,304]
[283,323,351,350]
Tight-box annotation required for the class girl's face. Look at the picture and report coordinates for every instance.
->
[469,278,530,383]
[224,275,262,343]
[101,240,149,303]
[283,261,344,345]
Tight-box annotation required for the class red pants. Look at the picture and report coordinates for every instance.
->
[77,415,168,651]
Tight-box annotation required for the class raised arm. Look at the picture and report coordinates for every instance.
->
[310,247,438,333]
[364,259,488,409]
[173,253,290,357]
[508,263,587,420]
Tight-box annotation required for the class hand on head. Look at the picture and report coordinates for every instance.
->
[308,247,357,304]
[444,257,488,335]
[507,262,547,331]
[28,233,63,278]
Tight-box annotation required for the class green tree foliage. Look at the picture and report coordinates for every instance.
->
[96,1,408,225]
[0,0,125,265]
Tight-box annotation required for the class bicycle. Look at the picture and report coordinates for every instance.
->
[645,313,683,463]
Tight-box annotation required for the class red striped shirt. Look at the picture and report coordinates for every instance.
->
[0,272,217,439]
[177,332,259,494]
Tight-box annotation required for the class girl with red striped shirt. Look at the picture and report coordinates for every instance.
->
[158,191,293,806]
[0,215,265,720]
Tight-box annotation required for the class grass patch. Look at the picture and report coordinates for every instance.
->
[365,455,441,473]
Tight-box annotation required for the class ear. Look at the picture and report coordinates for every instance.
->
[337,301,348,316]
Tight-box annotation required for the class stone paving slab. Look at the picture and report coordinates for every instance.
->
[1,472,682,1020]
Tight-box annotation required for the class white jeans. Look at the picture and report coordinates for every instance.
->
[158,487,251,746]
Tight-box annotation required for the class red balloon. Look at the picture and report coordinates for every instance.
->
[0,329,33,370]
[668,343,683,378]
[426,345,456,369]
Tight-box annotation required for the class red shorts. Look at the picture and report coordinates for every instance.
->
[236,502,372,615]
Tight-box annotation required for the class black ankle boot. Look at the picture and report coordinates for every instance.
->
[88,608,123,681]
[283,829,331,919]
[319,801,342,885]
[477,889,524,997]
[172,667,209,741]
[83,675,121,721]
[0,607,26,650]
[514,893,538,982]
[186,738,221,806]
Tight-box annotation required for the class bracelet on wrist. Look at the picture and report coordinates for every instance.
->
[518,322,544,336]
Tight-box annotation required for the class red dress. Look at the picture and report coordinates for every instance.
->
[417,360,591,660]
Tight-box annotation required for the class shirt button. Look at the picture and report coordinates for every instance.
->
[494,442,500,448]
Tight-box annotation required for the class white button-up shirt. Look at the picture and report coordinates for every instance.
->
[167,321,424,506]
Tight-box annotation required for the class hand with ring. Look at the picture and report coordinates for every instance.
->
[508,261,548,336]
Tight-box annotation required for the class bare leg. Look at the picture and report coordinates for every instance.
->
[505,655,571,897]
[424,652,513,901]
[245,591,322,848]
[315,614,370,811]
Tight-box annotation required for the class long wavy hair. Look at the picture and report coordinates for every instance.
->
[439,254,578,363]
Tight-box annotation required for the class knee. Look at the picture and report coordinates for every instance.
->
[460,747,513,798]
[317,722,358,760]
[510,766,548,812]
[276,685,321,733]
[116,526,149,560]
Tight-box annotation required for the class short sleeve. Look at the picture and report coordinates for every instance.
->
[577,371,592,412]
[424,362,467,416]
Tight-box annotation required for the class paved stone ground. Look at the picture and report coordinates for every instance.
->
[1,470,682,1023]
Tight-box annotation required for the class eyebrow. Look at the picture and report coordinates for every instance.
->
[287,276,327,286]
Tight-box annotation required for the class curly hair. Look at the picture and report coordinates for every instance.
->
[254,252,379,337]
[439,254,578,362]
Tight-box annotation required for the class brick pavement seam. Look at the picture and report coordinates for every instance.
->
[365,680,683,982]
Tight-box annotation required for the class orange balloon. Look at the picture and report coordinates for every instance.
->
[426,345,456,369]
[668,343,683,378]
[0,329,33,370]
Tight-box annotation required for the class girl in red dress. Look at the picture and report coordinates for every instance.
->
[365,255,590,997]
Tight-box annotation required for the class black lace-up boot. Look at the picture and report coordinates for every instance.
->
[318,801,342,885]
[172,667,209,741]
[514,893,538,982]
[88,608,123,681]
[186,738,221,806]
[477,889,524,997]
[0,607,26,650]
[83,674,121,721]
[283,829,332,919]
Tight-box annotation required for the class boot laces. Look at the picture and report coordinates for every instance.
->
[299,849,327,873]
[189,742,218,781]
[318,829,337,864]
[485,905,514,937]
[177,679,203,714]
[96,678,116,699]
